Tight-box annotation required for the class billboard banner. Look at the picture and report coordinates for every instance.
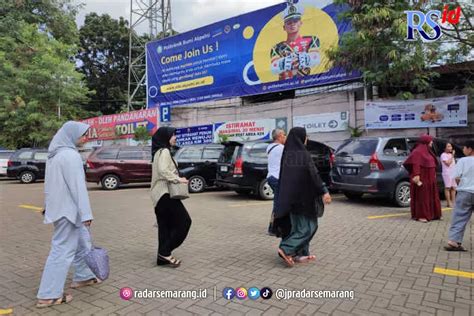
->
[213,119,276,142]
[176,124,214,146]
[146,0,359,108]
[365,95,468,129]
[293,111,349,133]
[81,109,159,141]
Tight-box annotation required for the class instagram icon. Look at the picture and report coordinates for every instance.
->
[120,287,134,300]
[235,287,248,300]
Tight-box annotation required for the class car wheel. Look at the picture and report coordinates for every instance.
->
[19,171,36,184]
[343,191,363,200]
[101,174,120,190]
[393,181,411,207]
[188,175,206,193]
[258,179,274,200]
[235,189,252,195]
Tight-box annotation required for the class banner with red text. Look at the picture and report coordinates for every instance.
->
[81,109,159,141]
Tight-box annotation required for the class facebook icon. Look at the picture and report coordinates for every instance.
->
[222,287,235,300]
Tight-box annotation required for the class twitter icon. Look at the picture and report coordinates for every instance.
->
[248,287,260,300]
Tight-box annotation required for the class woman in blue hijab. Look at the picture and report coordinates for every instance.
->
[37,121,101,308]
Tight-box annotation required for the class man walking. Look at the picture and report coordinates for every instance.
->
[445,140,474,251]
[266,129,286,235]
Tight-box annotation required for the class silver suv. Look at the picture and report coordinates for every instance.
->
[330,136,464,207]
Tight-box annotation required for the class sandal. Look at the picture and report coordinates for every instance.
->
[36,294,73,308]
[278,248,295,267]
[294,255,316,263]
[417,218,428,223]
[70,278,102,289]
[157,254,181,267]
[444,243,467,252]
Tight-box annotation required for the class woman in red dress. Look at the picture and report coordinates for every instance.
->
[403,135,441,222]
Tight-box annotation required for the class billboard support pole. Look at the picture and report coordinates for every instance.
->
[364,79,369,136]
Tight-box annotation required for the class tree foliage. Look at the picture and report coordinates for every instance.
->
[0,1,91,149]
[77,13,130,115]
[437,2,474,62]
[328,0,472,98]
[133,126,151,144]
[0,0,80,45]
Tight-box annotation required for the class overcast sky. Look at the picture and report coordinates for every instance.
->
[75,0,283,34]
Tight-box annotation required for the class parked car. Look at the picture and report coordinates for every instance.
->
[0,150,14,177]
[7,148,48,183]
[174,144,224,193]
[85,146,152,190]
[330,136,465,207]
[216,140,334,200]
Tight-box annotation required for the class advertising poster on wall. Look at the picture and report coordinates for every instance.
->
[213,119,276,142]
[81,109,159,141]
[365,95,468,129]
[146,0,359,108]
[176,124,214,146]
[293,111,349,133]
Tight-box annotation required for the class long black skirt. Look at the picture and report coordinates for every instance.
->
[154,194,192,259]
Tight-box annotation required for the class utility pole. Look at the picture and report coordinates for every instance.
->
[127,0,173,112]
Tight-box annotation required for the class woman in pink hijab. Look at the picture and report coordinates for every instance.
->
[403,135,442,222]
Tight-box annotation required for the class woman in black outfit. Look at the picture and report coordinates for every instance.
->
[274,127,332,267]
[150,127,191,267]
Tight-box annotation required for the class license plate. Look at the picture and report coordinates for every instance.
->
[220,166,228,172]
[341,167,358,175]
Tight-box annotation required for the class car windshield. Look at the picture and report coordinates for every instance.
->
[0,152,13,159]
[219,145,238,163]
[336,139,378,157]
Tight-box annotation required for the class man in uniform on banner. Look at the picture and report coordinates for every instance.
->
[270,1,321,80]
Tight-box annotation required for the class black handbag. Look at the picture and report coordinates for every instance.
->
[316,195,325,218]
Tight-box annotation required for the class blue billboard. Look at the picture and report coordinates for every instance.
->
[146,0,359,108]
[176,124,214,146]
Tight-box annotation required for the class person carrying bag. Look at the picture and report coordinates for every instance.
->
[150,127,192,268]
[36,122,102,309]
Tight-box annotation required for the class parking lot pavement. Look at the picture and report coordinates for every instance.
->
[1,180,473,315]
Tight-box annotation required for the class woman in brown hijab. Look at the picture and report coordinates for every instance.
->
[403,135,441,222]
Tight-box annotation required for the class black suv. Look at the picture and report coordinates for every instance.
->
[7,148,49,183]
[216,140,334,200]
[331,136,464,207]
[174,144,224,193]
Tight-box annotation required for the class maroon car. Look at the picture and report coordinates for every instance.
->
[86,146,152,190]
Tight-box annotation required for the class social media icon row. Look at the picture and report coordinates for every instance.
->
[222,287,273,300]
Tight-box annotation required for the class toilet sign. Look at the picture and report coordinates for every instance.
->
[81,108,159,141]
[293,112,349,133]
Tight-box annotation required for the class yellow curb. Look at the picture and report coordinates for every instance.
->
[0,309,13,315]
[367,207,452,220]
[367,212,410,219]
[434,267,474,279]
[19,204,43,212]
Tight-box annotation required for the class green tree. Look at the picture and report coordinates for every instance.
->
[0,0,80,45]
[133,126,151,144]
[328,0,460,98]
[437,3,474,62]
[0,2,91,149]
[77,13,130,114]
